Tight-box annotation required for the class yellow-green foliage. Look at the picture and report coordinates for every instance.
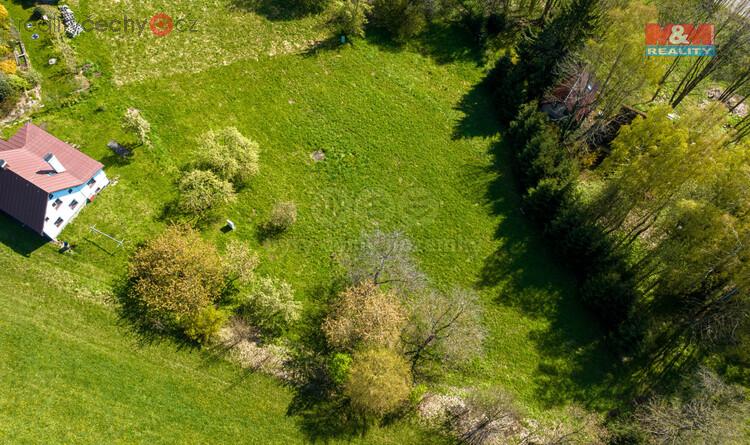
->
[183,306,228,345]
[0,5,8,24]
[0,59,16,75]
[128,225,227,324]
[323,281,407,351]
[344,348,412,418]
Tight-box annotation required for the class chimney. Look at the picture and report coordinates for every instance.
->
[43,153,66,173]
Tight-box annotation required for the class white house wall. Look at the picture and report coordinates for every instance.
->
[42,170,109,240]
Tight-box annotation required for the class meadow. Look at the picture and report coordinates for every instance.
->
[0,0,618,442]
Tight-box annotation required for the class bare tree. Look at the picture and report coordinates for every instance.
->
[344,229,427,294]
[402,287,485,374]
[450,388,522,445]
[634,367,749,444]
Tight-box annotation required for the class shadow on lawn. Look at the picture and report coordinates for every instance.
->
[0,213,48,256]
[454,77,633,411]
[365,22,485,67]
[230,0,321,21]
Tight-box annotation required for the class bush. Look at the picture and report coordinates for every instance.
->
[183,306,228,345]
[266,201,297,233]
[0,73,17,103]
[328,0,371,38]
[177,169,236,216]
[0,59,16,75]
[200,127,260,186]
[522,178,570,223]
[344,348,412,418]
[128,225,227,329]
[122,108,151,146]
[18,68,42,88]
[294,0,331,13]
[371,0,427,41]
[323,281,407,351]
[328,352,352,386]
[241,277,301,338]
[0,5,8,22]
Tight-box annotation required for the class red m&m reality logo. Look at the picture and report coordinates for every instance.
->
[645,23,715,57]
[149,12,173,37]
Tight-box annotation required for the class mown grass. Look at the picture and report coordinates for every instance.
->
[0,0,619,441]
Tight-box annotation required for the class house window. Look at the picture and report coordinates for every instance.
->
[54,217,64,227]
[48,194,53,199]
[69,200,79,210]
[68,189,73,193]
[52,198,63,209]
[87,178,96,188]
[45,217,49,222]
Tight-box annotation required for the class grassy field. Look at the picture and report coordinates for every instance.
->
[0,0,618,442]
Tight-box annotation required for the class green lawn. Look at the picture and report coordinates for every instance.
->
[0,0,618,442]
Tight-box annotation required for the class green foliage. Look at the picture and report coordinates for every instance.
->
[127,225,227,329]
[371,0,427,41]
[344,348,412,418]
[177,170,236,216]
[328,352,352,386]
[241,277,301,338]
[183,306,229,345]
[199,127,260,187]
[488,54,525,123]
[329,0,371,38]
[0,72,17,103]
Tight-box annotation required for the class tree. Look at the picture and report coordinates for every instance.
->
[402,287,485,374]
[177,170,236,216]
[451,388,521,445]
[224,240,259,285]
[200,127,260,186]
[344,348,412,418]
[328,0,371,38]
[345,229,426,293]
[241,277,301,338]
[128,225,226,327]
[323,281,407,351]
[183,306,228,346]
[122,108,151,146]
[515,0,601,100]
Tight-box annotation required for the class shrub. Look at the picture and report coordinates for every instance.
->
[371,0,427,41]
[122,108,151,146]
[344,348,412,418]
[328,352,352,386]
[183,306,228,345]
[323,281,407,351]
[0,59,16,75]
[0,5,8,23]
[267,201,297,233]
[0,73,16,102]
[128,225,226,328]
[18,68,42,88]
[241,277,301,338]
[200,127,260,186]
[328,0,371,38]
[177,170,236,216]
[522,178,570,223]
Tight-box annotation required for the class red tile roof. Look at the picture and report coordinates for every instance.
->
[0,123,103,193]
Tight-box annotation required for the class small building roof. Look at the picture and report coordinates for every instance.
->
[0,123,103,193]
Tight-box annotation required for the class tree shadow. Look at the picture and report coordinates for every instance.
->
[452,75,501,140]
[364,22,485,67]
[230,0,322,21]
[455,79,633,411]
[0,213,48,256]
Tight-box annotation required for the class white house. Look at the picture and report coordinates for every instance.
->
[0,123,109,240]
